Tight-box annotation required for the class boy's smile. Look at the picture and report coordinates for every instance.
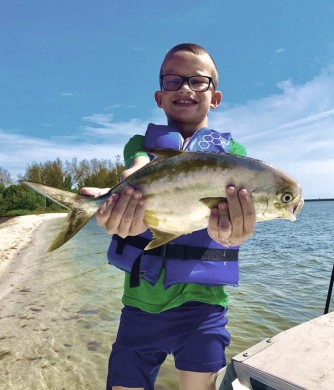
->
[154,51,222,138]
[173,98,198,105]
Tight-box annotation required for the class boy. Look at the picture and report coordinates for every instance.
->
[84,43,256,390]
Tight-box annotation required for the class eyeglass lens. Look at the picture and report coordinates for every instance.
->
[161,75,212,91]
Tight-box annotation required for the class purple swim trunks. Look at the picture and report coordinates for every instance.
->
[106,301,230,390]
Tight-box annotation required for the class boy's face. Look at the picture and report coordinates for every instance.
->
[155,51,222,133]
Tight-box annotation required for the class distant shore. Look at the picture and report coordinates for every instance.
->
[304,198,334,202]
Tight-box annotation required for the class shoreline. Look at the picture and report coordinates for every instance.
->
[0,212,120,390]
[0,213,67,278]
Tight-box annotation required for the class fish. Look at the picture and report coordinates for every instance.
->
[20,149,304,252]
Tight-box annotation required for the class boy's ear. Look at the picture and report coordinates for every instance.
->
[210,91,222,109]
[154,91,163,107]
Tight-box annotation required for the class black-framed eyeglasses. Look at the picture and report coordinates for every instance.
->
[160,74,215,92]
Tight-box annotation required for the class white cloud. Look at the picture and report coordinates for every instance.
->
[81,113,148,137]
[1,65,334,199]
[0,130,125,181]
[275,48,285,54]
[210,65,334,199]
[60,92,76,97]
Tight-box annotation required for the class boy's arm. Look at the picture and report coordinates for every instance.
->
[230,139,247,157]
[120,155,150,181]
[123,135,149,168]
[96,134,150,237]
[119,134,150,179]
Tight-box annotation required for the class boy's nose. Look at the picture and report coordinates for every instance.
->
[178,81,192,92]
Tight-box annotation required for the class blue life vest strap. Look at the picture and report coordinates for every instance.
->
[113,235,239,287]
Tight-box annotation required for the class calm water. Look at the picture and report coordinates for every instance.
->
[0,201,333,389]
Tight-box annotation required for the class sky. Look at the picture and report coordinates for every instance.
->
[0,0,333,199]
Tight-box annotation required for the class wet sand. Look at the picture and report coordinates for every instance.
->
[0,214,175,390]
[0,214,66,272]
[0,214,67,299]
[0,214,71,389]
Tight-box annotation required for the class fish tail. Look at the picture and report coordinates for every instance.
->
[20,181,98,252]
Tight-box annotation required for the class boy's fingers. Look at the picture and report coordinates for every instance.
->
[217,201,232,242]
[117,190,143,235]
[103,187,134,233]
[129,198,146,235]
[96,194,119,226]
[208,203,233,244]
[225,186,243,237]
[98,187,146,236]
[211,187,256,246]
[238,188,256,235]
[208,207,220,239]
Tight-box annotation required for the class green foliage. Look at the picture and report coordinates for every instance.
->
[0,156,125,216]
[65,155,124,190]
[22,158,73,190]
[0,184,46,216]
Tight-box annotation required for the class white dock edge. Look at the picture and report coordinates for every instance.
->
[216,311,334,390]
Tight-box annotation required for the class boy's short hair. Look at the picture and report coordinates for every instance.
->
[159,43,219,87]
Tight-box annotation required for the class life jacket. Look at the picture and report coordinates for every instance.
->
[107,123,240,288]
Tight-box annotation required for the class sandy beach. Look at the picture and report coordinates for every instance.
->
[0,214,67,301]
[0,213,77,389]
[0,213,175,390]
[0,214,66,273]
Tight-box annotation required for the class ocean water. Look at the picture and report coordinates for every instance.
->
[0,201,333,389]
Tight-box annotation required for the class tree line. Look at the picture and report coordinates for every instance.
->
[0,157,124,217]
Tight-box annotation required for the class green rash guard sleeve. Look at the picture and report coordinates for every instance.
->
[123,135,148,168]
[230,140,247,157]
[123,134,246,168]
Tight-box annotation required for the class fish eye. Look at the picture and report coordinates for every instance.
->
[281,192,294,203]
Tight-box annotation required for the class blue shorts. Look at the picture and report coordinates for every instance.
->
[106,302,230,390]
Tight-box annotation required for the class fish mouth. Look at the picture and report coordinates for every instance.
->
[286,197,304,221]
[293,197,304,215]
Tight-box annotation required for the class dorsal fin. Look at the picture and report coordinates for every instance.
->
[143,148,184,162]
[102,148,185,197]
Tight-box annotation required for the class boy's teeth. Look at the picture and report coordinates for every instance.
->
[176,100,195,104]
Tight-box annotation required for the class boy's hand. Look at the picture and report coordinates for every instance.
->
[81,156,150,238]
[95,186,147,238]
[208,186,256,247]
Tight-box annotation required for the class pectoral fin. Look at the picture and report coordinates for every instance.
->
[145,228,180,250]
[200,197,227,209]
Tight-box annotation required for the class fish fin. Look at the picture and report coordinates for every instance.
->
[143,148,184,162]
[145,229,180,250]
[107,149,186,192]
[200,197,227,209]
[20,181,98,252]
[103,149,180,191]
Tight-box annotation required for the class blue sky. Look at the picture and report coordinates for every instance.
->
[1,0,334,199]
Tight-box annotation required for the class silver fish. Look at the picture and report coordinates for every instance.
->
[20,149,304,252]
